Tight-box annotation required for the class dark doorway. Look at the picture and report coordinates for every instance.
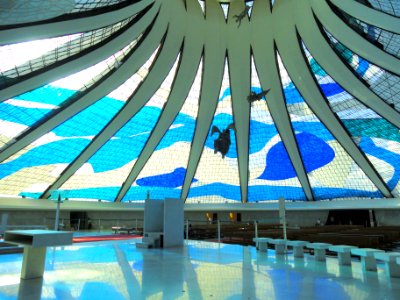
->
[229,212,241,222]
[206,212,218,223]
[237,213,242,222]
[70,211,88,230]
[212,213,218,224]
[326,209,375,227]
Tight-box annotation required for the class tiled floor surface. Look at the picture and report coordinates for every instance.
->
[0,237,399,299]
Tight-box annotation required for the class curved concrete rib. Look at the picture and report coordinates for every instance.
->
[0,0,155,45]
[311,0,400,76]
[0,4,166,165]
[115,0,203,202]
[251,0,314,201]
[227,0,251,203]
[296,4,400,129]
[41,7,181,200]
[329,0,400,34]
[275,24,392,198]
[0,3,160,103]
[181,0,227,201]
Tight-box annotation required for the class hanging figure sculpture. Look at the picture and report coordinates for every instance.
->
[211,123,236,159]
[247,89,270,104]
[233,5,251,28]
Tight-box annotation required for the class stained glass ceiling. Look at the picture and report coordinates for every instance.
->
[0,0,399,203]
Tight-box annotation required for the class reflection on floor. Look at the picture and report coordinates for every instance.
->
[0,237,399,299]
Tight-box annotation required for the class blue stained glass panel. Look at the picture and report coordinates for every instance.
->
[0,95,124,197]
[187,62,241,203]
[304,43,400,196]
[125,60,202,202]
[278,53,381,200]
[248,58,306,202]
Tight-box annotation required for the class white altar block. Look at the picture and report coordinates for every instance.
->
[163,198,184,248]
[4,230,73,279]
[138,198,184,249]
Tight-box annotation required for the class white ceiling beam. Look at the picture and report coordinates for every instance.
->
[0,0,155,45]
[311,0,400,76]
[115,0,203,202]
[296,4,400,129]
[40,6,177,200]
[0,3,160,103]
[251,0,314,201]
[329,0,400,34]
[0,4,165,165]
[181,0,227,201]
[275,21,392,198]
[227,0,251,203]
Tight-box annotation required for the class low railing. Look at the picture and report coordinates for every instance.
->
[184,219,282,245]
[5,216,282,244]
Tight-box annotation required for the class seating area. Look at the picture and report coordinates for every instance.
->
[253,237,287,254]
[188,223,400,250]
[286,240,308,258]
[329,245,357,265]
[374,252,400,277]
[351,248,384,271]
[253,237,400,278]
[306,242,332,261]
[111,226,142,235]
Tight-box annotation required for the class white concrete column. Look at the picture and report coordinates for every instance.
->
[21,247,47,280]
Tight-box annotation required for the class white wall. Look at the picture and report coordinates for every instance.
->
[375,210,400,226]
[163,198,184,247]
[183,210,330,227]
[1,197,400,229]
[144,199,164,232]
[3,209,400,228]
[0,209,145,231]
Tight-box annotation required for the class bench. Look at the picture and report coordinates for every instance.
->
[267,238,287,255]
[112,226,139,234]
[304,233,381,248]
[328,245,357,265]
[4,230,73,279]
[253,237,270,251]
[374,252,400,277]
[306,242,332,261]
[286,240,308,258]
[350,248,384,271]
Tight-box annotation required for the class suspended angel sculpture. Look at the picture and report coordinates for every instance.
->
[211,123,235,159]
[247,89,270,103]
[233,5,251,28]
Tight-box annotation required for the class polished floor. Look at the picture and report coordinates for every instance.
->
[0,235,399,300]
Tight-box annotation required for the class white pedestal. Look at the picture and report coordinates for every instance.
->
[329,245,357,266]
[351,248,384,271]
[253,238,269,251]
[275,243,285,255]
[314,249,326,261]
[21,247,46,279]
[307,243,331,262]
[142,198,184,248]
[4,230,73,280]
[293,247,305,258]
[374,252,400,278]
[287,240,308,258]
[269,239,286,255]
[337,252,352,265]
[363,255,378,271]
